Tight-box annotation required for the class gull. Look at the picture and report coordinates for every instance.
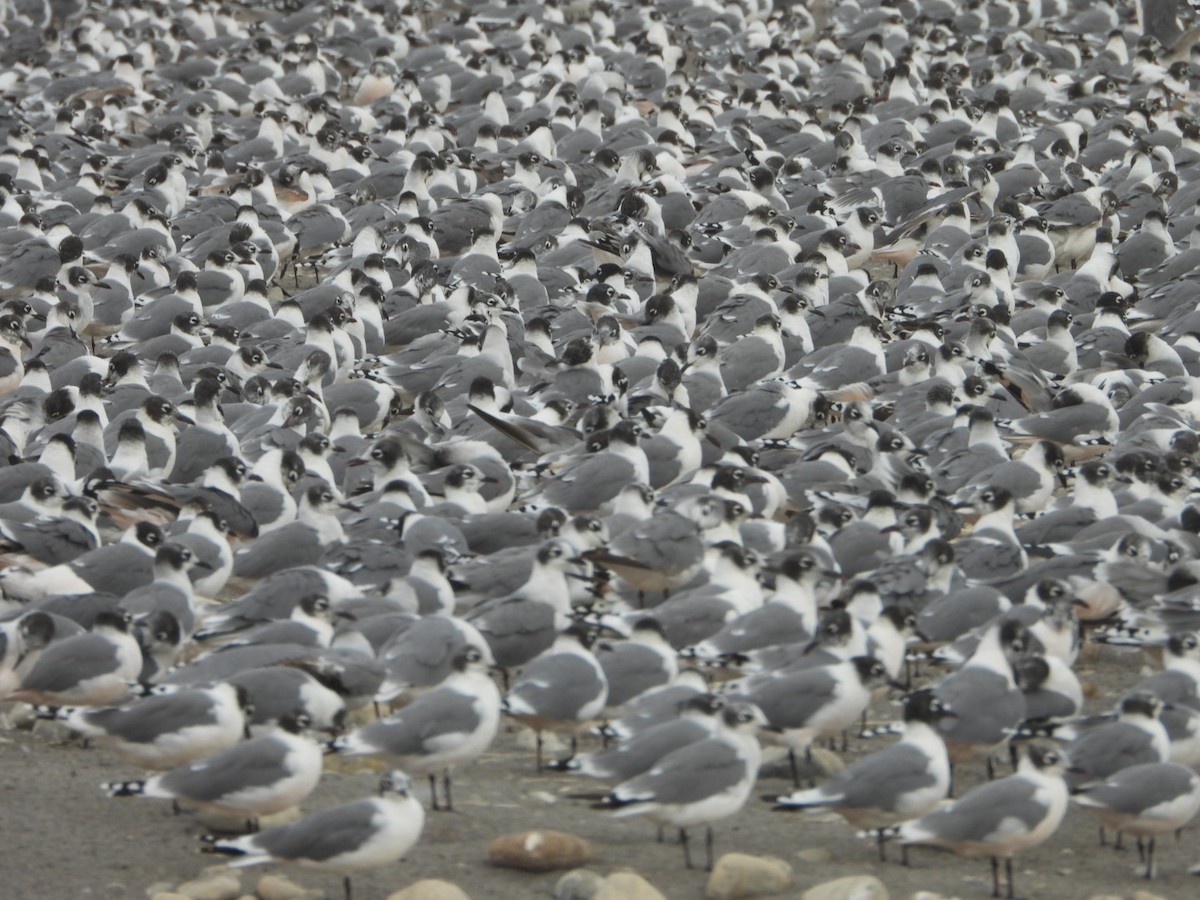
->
[204,769,424,900]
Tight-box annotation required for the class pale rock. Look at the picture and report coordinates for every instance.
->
[173,874,242,900]
[706,853,793,899]
[1132,893,1169,900]
[487,830,593,872]
[554,868,605,900]
[802,875,889,900]
[386,879,472,900]
[593,872,667,900]
[256,874,322,900]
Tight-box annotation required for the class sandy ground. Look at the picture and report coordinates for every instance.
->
[2,641,1197,900]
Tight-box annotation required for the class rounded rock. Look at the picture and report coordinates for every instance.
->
[553,868,606,900]
[256,874,323,900]
[173,875,242,900]
[593,872,667,900]
[487,830,594,872]
[706,853,794,900]
[387,879,472,900]
[801,875,890,900]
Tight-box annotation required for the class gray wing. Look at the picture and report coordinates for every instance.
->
[618,737,748,805]
[240,483,288,529]
[1079,763,1198,815]
[169,429,237,484]
[8,519,97,565]
[911,776,1042,843]
[71,545,155,594]
[159,734,290,802]
[1066,723,1163,785]
[226,667,309,725]
[254,799,380,862]
[539,454,634,510]
[165,643,320,683]
[584,719,710,780]
[21,635,119,693]
[597,643,671,708]
[609,512,700,575]
[380,618,467,688]
[750,667,839,730]
[954,539,1025,580]
[1137,671,1199,709]
[233,526,324,579]
[509,654,604,720]
[82,690,218,743]
[934,668,1025,746]
[466,596,557,669]
[706,605,811,655]
[707,385,785,440]
[356,687,481,756]
[649,595,737,650]
[824,743,938,812]
[641,434,684,489]
[720,338,776,393]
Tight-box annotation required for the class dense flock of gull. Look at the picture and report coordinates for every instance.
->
[8,0,1200,897]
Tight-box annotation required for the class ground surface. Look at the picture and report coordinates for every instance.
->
[1,642,1194,900]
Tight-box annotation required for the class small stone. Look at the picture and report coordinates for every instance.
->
[146,883,175,897]
[801,875,889,900]
[907,893,948,900]
[706,853,793,900]
[173,875,242,900]
[1132,893,1169,900]
[257,874,322,900]
[487,830,593,872]
[554,869,605,900]
[593,872,667,900]
[386,880,472,900]
[797,847,832,864]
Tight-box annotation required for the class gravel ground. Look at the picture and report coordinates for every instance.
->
[2,641,1196,900]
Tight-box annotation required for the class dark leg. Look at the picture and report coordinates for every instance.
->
[876,829,887,862]
[986,756,995,781]
[788,748,799,788]
[948,763,955,798]
[841,730,849,752]
[536,733,544,772]
[680,828,692,869]
[1098,825,1106,847]
[442,770,453,812]
[570,735,578,757]
[428,772,439,811]
[1145,836,1156,879]
[656,826,664,843]
[343,875,352,900]
[705,826,715,872]
[901,845,910,867]
[1005,857,1014,899]
[172,800,182,816]
[990,857,1001,898]
[1137,835,1145,863]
